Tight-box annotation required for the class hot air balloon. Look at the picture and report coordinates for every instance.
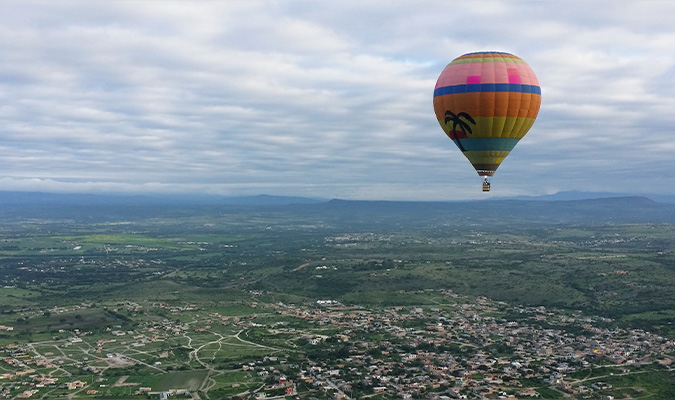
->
[433,51,541,191]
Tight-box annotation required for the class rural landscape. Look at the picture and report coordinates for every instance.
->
[4,1,675,400]
[0,193,673,400]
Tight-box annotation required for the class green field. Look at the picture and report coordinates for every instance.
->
[133,370,208,391]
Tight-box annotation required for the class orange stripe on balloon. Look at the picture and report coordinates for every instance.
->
[435,93,540,118]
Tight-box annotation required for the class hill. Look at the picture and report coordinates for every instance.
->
[305,196,675,226]
[502,190,675,203]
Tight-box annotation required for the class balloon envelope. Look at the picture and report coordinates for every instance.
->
[433,51,541,176]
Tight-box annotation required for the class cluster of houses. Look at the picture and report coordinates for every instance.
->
[266,290,674,399]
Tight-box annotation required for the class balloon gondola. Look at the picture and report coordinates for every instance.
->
[433,51,541,191]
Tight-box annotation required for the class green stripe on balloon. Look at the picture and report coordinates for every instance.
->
[455,138,521,152]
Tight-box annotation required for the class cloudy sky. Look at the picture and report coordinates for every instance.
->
[1,1,674,200]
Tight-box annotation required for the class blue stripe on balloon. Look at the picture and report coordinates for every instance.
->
[455,137,521,152]
[434,84,541,97]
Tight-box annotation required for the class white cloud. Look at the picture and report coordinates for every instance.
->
[0,0,674,200]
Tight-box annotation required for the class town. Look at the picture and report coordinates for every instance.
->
[1,289,673,399]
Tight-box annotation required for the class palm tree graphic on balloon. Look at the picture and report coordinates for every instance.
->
[444,110,476,152]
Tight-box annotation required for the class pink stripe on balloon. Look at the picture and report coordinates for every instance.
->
[435,61,539,87]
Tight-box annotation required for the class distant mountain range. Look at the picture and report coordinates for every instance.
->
[0,190,674,224]
[500,190,675,203]
[0,190,672,206]
[0,192,325,206]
